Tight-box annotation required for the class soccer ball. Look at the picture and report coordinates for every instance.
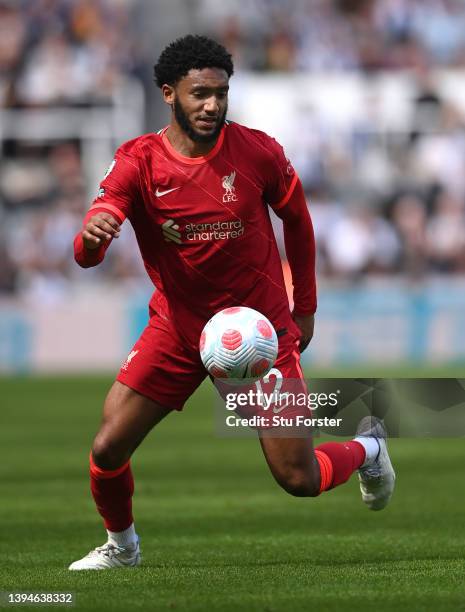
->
[199,306,279,383]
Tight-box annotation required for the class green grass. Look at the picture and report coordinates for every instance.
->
[1,372,465,611]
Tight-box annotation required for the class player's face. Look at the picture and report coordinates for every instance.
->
[168,68,229,143]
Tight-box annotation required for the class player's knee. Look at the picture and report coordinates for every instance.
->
[279,470,320,498]
[91,435,129,471]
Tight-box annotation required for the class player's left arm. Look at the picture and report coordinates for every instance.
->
[274,178,317,352]
[264,139,316,352]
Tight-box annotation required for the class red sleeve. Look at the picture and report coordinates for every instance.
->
[73,140,140,268]
[273,178,317,316]
[263,137,299,211]
[73,207,115,268]
[88,140,141,221]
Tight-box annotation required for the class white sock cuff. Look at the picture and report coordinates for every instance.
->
[107,523,137,547]
[353,436,380,467]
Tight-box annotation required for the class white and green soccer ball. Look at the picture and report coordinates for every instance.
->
[199,306,279,383]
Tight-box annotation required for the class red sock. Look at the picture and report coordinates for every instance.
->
[314,441,365,493]
[89,452,134,532]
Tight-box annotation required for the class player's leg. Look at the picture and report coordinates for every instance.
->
[69,381,171,570]
[258,432,320,497]
[260,417,395,506]
[90,381,172,541]
[259,428,374,497]
[256,333,395,505]
[69,313,207,570]
[259,413,395,505]
[91,379,172,470]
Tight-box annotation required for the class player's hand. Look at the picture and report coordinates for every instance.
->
[292,312,314,353]
[82,212,121,250]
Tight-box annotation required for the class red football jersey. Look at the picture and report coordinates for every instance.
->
[89,121,301,348]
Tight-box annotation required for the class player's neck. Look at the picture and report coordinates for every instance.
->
[165,123,219,158]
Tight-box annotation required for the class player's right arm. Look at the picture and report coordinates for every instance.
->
[82,212,121,249]
[74,141,140,268]
[74,211,122,268]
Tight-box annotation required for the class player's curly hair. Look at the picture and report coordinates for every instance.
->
[154,34,234,88]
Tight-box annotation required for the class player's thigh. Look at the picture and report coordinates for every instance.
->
[92,380,172,465]
[93,314,205,468]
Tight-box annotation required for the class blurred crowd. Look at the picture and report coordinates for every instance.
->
[1,0,465,300]
[277,79,465,281]
[0,0,143,108]
[205,0,465,72]
[0,0,145,299]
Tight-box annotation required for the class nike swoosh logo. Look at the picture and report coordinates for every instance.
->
[155,187,180,197]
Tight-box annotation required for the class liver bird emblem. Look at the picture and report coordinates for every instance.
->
[222,171,236,195]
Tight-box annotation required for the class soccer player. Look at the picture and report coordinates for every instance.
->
[69,35,395,570]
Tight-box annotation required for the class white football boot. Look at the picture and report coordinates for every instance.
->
[356,416,396,511]
[68,539,141,570]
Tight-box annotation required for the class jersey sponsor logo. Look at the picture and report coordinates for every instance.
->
[162,219,182,244]
[161,218,245,244]
[222,171,238,203]
[103,159,116,179]
[121,349,138,371]
[97,188,105,198]
[155,186,181,197]
[186,220,244,241]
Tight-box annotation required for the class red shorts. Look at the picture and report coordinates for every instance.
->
[116,311,309,421]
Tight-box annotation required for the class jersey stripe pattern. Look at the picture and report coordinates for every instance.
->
[92,122,301,348]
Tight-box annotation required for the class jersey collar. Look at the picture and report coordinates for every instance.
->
[160,125,225,165]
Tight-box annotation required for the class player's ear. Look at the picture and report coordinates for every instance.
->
[162,84,175,106]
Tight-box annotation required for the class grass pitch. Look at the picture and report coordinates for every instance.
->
[1,371,465,611]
